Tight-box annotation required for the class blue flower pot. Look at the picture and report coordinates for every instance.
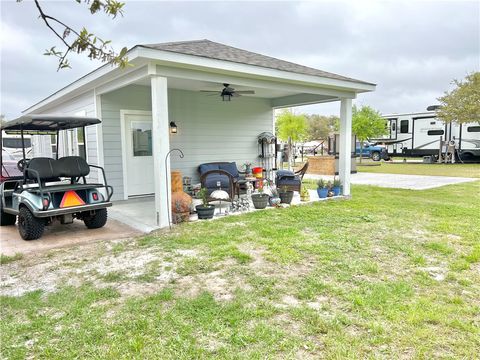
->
[333,186,341,196]
[317,188,328,198]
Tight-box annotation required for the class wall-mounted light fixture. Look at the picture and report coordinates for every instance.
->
[170,121,178,134]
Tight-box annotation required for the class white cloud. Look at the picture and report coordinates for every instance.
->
[1,0,479,118]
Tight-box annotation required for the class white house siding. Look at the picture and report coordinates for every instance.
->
[100,85,152,200]
[32,90,99,182]
[168,88,274,182]
[101,84,274,200]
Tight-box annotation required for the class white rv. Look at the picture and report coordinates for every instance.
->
[371,111,480,161]
[1,132,33,160]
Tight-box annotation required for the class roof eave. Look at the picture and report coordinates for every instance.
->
[137,46,376,92]
[23,44,375,114]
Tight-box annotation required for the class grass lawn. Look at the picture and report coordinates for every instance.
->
[1,182,480,358]
[357,162,480,178]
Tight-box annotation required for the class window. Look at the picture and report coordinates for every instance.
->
[131,121,152,156]
[51,134,57,159]
[2,138,31,148]
[400,120,409,134]
[467,126,480,133]
[427,130,444,136]
[77,128,86,159]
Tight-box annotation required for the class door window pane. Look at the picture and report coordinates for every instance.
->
[131,121,152,156]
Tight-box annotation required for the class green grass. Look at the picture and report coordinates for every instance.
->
[1,181,479,359]
[0,253,23,265]
[357,161,480,178]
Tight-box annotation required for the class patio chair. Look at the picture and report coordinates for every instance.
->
[198,162,245,199]
[275,161,309,192]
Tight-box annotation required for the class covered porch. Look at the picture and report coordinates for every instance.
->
[96,66,362,230]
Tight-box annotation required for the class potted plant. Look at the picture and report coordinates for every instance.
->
[251,183,269,209]
[326,181,334,197]
[243,162,253,177]
[317,179,328,199]
[332,177,342,196]
[279,185,294,204]
[300,186,310,202]
[268,183,281,206]
[195,188,215,219]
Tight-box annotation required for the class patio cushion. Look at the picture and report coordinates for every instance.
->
[204,174,230,189]
[199,163,220,175]
[277,177,301,186]
[276,170,295,179]
[219,162,239,179]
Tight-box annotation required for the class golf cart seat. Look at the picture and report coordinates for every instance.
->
[26,156,89,179]
[25,156,100,189]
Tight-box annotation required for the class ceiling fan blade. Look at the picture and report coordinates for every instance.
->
[200,90,219,93]
[232,92,241,97]
[235,90,255,94]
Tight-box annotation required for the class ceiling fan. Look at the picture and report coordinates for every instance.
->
[200,83,255,101]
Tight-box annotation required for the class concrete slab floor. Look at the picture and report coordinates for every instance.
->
[0,218,141,257]
[304,172,478,190]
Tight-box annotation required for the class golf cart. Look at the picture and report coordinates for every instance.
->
[0,115,113,240]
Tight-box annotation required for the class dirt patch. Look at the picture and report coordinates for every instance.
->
[0,241,195,298]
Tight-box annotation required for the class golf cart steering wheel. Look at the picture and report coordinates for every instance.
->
[17,159,30,172]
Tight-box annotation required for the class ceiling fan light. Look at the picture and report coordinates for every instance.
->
[222,94,231,101]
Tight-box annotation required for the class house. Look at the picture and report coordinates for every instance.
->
[22,39,376,228]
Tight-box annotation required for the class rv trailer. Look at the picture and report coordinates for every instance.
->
[370,111,480,161]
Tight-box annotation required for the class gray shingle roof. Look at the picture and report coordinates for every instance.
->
[140,39,374,86]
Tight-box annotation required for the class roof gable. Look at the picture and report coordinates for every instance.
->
[140,39,373,85]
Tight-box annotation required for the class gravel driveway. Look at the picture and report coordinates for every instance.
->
[304,172,478,190]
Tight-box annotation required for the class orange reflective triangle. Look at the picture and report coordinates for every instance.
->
[60,190,85,208]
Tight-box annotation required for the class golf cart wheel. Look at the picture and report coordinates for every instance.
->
[371,151,381,161]
[0,210,16,226]
[83,208,108,229]
[18,206,45,240]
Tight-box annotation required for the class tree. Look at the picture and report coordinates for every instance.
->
[436,72,480,124]
[352,105,387,163]
[23,0,128,70]
[276,109,308,169]
[305,114,339,141]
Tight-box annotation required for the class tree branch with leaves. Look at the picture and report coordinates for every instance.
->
[23,0,129,70]
[436,72,480,125]
[352,105,387,163]
[276,109,308,170]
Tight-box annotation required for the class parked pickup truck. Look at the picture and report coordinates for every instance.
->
[355,142,390,161]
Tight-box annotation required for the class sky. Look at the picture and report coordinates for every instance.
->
[1,0,479,119]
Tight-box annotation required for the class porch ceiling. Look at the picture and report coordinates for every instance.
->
[132,76,311,99]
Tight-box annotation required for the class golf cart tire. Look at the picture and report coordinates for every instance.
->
[18,206,45,240]
[371,151,381,161]
[84,208,108,229]
[0,210,16,226]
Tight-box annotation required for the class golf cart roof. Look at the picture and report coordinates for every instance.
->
[1,115,101,133]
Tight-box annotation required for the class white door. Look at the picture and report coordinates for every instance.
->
[125,114,154,196]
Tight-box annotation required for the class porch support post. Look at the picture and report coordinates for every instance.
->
[151,75,171,228]
[339,98,353,196]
